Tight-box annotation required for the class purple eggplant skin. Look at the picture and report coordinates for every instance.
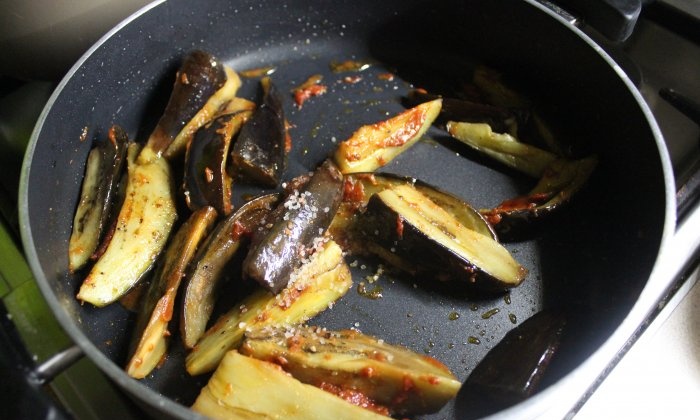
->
[180,194,279,349]
[457,311,566,417]
[146,50,227,157]
[68,125,129,272]
[231,77,286,187]
[184,110,251,216]
[243,159,344,294]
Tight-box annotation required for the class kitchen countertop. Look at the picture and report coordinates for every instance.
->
[577,268,700,419]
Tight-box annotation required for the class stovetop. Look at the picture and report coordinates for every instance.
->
[1,1,698,419]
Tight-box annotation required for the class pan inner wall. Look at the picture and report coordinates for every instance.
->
[23,0,666,417]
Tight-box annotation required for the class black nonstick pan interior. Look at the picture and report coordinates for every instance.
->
[20,0,670,418]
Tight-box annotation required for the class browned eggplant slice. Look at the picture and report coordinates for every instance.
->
[357,184,527,291]
[126,206,218,379]
[144,50,241,159]
[241,325,461,416]
[183,110,252,216]
[330,173,496,247]
[231,76,287,187]
[68,125,129,272]
[481,156,598,239]
[242,159,344,294]
[180,194,278,349]
[458,311,566,417]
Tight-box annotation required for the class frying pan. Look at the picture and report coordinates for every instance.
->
[19,0,675,418]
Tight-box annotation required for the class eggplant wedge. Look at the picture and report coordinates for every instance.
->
[334,99,442,174]
[231,77,287,187]
[357,184,526,291]
[126,206,218,379]
[459,311,566,416]
[180,194,278,349]
[330,173,495,248]
[144,50,242,160]
[447,121,557,178]
[68,126,129,272]
[481,157,598,238]
[241,325,461,416]
[183,110,252,216]
[76,143,178,307]
[192,351,391,420]
[186,240,352,375]
[242,159,343,294]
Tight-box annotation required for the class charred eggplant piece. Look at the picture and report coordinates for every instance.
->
[184,110,252,216]
[358,184,526,291]
[180,194,278,349]
[405,89,521,135]
[334,99,442,174]
[68,126,129,272]
[144,50,241,159]
[76,143,178,307]
[231,77,287,187]
[186,240,352,375]
[242,159,343,294]
[126,206,217,379]
[242,325,461,416]
[192,351,391,420]
[481,157,598,238]
[459,311,566,417]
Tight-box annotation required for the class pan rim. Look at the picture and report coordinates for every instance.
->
[17,0,676,419]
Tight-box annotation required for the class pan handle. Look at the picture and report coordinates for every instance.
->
[29,344,85,386]
[536,0,642,42]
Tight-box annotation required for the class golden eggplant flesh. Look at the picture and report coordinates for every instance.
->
[192,351,391,420]
[242,159,343,294]
[126,206,217,379]
[68,125,129,272]
[76,143,178,307]
[334,99,442,174]
[241,325,461,416]
[185,240,352,376]
[180,194,278,349]
[357,184,527,291]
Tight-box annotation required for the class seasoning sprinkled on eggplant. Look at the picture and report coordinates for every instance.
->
[242,159,343,294]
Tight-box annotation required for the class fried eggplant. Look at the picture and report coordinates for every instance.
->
[192,351,391,420]
[334,99,442,174]
[76,143,178,307]
[357,184,526,291]
[144,50,241,160]
[460,311,566,416]
[231,77,287,187]
[183,110,252,216]
[242,159,343,294]
[180,194,278,349]
[68,125,129,272]
[186,240,352,375]
[126,206,217,379]
[241,325,461,416]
